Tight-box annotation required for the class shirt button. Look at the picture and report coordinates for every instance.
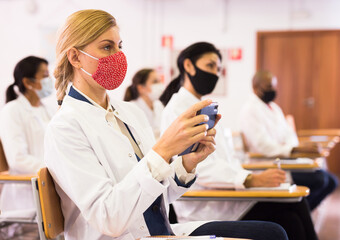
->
[140,226,144,230]
[128,153,133,157]
[115,111,119,115]
[137,140,141,145]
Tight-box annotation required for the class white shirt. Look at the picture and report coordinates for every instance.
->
[131,98,164,140]
[239,94,299,157]
[161,87,254,221]
[0,95,53,212]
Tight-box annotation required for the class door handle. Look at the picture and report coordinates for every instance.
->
[304,97,315,108]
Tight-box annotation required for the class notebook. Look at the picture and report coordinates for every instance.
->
[276,158,314,165]
[241,183,297,192]
[199,182,296,191]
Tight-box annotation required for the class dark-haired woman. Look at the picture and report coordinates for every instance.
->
[160,42,318,240]
[124,69,164,139]
[0,56,55,215]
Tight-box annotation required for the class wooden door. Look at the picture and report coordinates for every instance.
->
[257,30,340,174]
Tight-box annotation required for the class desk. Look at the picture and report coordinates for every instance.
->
[247,151,328,159]
[242,158,322,172]
[180,186,309,203]
[298,135,340,153]
[0,172,35,183]
[148,237,250,240]
[297,128,340,137]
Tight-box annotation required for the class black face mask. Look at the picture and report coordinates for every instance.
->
[261,90,277,103]
[187,65,219,96]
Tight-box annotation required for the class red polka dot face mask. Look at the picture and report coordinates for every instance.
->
[79,50,127,90]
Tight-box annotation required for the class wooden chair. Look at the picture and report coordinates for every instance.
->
[0,140,9,172]
[0,140,36,182]
[31,168,64,240]
[0,140,37,228]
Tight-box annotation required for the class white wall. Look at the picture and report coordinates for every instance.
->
[1,0,340,129]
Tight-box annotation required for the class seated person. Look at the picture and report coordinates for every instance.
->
[124,68,164,139]
[240,70,338,210]
[160,42,318,240]
[0,56,54,212]
[0,56,54,237]
[45,9,289,240]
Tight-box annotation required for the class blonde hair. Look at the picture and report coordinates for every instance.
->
[54,9,117,102]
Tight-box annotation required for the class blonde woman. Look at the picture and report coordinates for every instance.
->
[45,9,288,240]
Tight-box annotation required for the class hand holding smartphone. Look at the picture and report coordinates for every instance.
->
[179,102,218,156]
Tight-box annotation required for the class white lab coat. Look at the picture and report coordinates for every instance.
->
[160,87,254,222]
[131,98,164,140]
[0,95,53,212]
[44,94,205,240]
[239,94,299,157]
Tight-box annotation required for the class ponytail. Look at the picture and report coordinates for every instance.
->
[124,85,139,101]
[6,56,48,103]
[160,42,221,106]
[5,84,18,103]
[124,68,153,102]
[159,75,183,106]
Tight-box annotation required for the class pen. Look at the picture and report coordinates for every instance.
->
[275,158,281,169]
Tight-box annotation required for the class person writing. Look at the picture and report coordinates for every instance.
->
[240,70,338,211]
[124,68,164,139]
[160,42,318,240]
[44,9,288,240]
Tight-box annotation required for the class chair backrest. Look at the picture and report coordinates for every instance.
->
[37,167,64,239]
[0,140,9,172]
[240,132,249,153]
[285,114,296,133]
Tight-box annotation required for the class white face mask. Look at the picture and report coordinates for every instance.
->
[147,83,164,102]
[35,77,53,99]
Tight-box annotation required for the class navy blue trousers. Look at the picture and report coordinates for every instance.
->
[242,198,318,240]
[292,169,338,210]
[190,220,288,240]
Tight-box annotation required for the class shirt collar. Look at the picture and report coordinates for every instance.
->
[252,93,274,110]
[71,85,113,113]
[178,87,200,105]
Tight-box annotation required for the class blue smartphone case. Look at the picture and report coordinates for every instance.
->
[179,102,218,156]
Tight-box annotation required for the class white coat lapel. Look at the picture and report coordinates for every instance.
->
[66,97,120,180]
[110,101,149,155]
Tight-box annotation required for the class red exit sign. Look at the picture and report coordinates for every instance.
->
[228,48,242,60]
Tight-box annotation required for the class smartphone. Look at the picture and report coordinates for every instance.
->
[179,102,218,156]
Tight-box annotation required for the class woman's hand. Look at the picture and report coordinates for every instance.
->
[244,169,286,188]
[182,114,221,172]
[152,99,213,163]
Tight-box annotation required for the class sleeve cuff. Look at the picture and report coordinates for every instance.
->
[174,174,196,188]
[146,149,172,182]
[234,169,252,189]
[282,145,294,157]
[171,157,196,184]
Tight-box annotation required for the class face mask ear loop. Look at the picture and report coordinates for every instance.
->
[78,49,99,77]
[78,49,99,61]
[80,68,93,76]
